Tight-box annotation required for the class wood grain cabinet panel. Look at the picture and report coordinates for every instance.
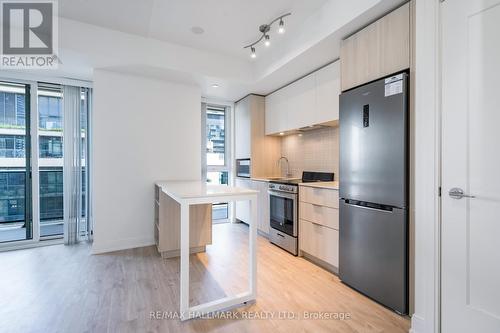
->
[155,187,212,258]
[298,185,340,270]
[299,186,339,208]
[300,219,339,267]
[236,95,281,177]
[340,3,410,91]
[299,202,339,230]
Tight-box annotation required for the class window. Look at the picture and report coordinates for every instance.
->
[204,104,231,222]
[206,107,226,166]
[39,136,63,158]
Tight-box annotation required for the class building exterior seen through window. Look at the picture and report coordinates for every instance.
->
[205,106,229,221]
[206,108,225,166]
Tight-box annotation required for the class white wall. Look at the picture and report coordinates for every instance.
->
[92,69,202,253]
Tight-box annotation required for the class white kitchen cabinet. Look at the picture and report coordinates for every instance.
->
[265,89,288,135]
[265,60,340,135]
[234,178,270,235]
[234,97,251,159]
[252,180,270,235]
[234,178,252,223]
[315,62,340,125]
[286,71,316,131]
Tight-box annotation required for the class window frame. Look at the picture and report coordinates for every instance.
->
[202,101,234,222]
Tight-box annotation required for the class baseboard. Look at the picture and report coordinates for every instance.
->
[92,236,155,254]
[301,250,339,275]
[409,314,425,333]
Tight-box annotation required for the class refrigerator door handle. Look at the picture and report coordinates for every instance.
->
[343,200,394,213]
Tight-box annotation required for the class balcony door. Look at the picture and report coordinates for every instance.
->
[0,81,32,243]
[0,80,91,247]
[38,84,64,238]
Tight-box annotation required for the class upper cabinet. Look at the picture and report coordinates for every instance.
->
[265,61,340,135]
[234,95,281,177]
[340,3,410,91]
[234,97,251,159]
[316,61,340,124]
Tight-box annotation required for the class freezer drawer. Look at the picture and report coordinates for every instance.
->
[339,199,408,314]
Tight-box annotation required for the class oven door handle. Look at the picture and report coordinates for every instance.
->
[268,190,297,200]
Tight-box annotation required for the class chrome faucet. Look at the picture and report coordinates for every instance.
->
[277,156,292,178]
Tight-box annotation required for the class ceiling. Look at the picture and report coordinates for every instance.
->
[59,0,328,60]
[45,0,406,101]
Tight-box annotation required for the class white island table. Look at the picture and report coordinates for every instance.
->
[155,180,259,321]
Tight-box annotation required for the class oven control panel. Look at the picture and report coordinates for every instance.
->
[268,183,298,194]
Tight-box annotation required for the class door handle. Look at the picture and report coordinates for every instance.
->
[448,188,475,199]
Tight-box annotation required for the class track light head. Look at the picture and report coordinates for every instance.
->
[278,19,285,34]
[250,46,256,58]
[264,34,270,47]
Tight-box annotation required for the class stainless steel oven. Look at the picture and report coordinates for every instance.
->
[268,182,298,255]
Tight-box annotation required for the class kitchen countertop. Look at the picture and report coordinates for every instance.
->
[298,181,339,190]
[156,180,258,200]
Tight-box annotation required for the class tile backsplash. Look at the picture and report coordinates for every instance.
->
[280,126,339,180]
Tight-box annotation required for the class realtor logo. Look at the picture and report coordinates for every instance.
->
[1,0,58,68]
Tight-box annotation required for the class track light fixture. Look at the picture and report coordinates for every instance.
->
[244,13,291,58]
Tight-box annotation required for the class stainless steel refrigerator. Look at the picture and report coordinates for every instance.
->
[339,72,408,314]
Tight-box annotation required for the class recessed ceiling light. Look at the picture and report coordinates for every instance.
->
[212,84,219,88]
[279,132,285,136]
[191,26,205,35]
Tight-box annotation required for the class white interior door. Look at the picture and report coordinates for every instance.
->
[441,1,500,332]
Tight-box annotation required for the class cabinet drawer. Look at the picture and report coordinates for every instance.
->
[299,186,339,208]
[299,219,339,267]
[299,202,339,230]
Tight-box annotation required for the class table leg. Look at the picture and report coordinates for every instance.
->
[180,203,190,320]
[249,196,257,298]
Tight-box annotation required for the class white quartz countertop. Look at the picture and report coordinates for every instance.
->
[156,180,258,200]
[298,181,339,190]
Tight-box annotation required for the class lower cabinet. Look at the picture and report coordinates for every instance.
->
[234,178,270,235]
[299,219,339,268]
[235,178,252,223]
[155,186,212,259]
[299,185,339,270]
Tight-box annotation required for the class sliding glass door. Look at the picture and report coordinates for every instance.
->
[0,79,92,247]
[38,84,64,238]
[0,81,32,243]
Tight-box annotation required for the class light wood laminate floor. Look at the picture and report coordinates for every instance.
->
[0,223,410,333]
